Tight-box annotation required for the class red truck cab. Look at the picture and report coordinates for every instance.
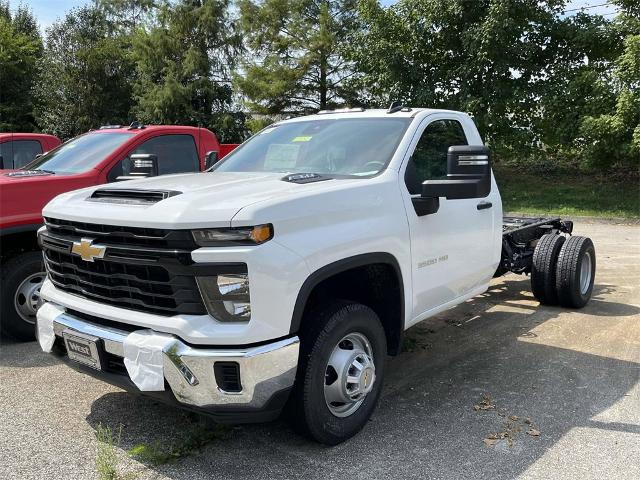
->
[0,133,61,170]
[0,123,238,340]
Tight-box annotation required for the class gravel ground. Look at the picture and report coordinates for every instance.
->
[1,220,639,480]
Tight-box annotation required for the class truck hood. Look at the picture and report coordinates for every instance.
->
[43,171,359,229]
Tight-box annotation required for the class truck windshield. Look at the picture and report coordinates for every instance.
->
[23,132,135,175]
[215,118,412,177]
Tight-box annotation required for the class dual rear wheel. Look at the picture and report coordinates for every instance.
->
[531,234,595,308]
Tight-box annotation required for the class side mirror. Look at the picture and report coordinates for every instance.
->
[422,146,491,200]
[204,150,218,170]
[116,153,158,181]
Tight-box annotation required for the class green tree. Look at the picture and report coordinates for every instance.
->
[132,0,246,141]
[234,0,359,114]
[0,2,42,132]
[33,6,135,139]
[97,0,157,33]
[347,0,576,157]
[578,8,640,169]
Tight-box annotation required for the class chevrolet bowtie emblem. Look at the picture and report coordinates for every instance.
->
[71,238,106,262]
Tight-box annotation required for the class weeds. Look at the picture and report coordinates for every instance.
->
[128,421,230,466]
[95,423,137,480]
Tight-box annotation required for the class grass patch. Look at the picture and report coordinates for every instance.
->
[128,422,229,466]
[494,167,639,219]
[95,423,136,480]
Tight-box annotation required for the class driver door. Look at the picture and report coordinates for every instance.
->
[400,114,499,326]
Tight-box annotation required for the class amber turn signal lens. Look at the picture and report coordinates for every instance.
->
[250,224,273,244]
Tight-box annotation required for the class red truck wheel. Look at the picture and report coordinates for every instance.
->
[0,251,44,340]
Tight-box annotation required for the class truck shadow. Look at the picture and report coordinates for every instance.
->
[85,275,640,479]
[0,337,60,368]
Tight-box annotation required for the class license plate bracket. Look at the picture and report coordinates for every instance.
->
[62,329,103,370]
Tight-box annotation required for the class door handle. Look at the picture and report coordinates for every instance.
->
[477,201,492,210]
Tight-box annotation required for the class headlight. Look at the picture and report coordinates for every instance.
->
[196,273,251,322]
[192,224,273,246]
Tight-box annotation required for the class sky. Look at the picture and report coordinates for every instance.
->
[15,0,622,32]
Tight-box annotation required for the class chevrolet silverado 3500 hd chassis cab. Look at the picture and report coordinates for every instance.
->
[36,107,596,444]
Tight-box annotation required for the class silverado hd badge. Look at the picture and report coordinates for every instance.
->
[71,238,106,262]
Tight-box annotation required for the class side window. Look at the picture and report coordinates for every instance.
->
[108,134,199,181]
[0,142,11,169]
[405,119,468,194]
[7,140,43,169]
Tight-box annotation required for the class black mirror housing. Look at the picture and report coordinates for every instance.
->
[422,145,491,200]
[205,151,218,170]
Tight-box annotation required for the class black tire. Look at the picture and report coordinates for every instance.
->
[556,236,596,309]
[0,251,45,341]
[531,234,566,305]
[289,301,387,445]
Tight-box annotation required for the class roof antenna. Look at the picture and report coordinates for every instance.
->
[387,101,404,114]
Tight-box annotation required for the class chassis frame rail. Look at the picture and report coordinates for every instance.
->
[499,216,574,275]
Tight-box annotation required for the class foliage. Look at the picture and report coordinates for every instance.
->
[97,0,157,33]
[2,0,639,170]
[246,115,276,134]
[346,0,639,172]
[578,22,640,169]
[33,6,135,139]
[95,423,123,480]
[495,166,640,219]
[0,2,42,131]
[346,0,569,154]
[128,421,229,465]
[131,0,246,141]
[234,0,359,114]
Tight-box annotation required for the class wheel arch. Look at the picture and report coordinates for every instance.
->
[290,252,405,356]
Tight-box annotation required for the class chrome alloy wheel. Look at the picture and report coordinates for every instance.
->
[324,332,376,418]
[580,250,593,295]
[14,271,46,324]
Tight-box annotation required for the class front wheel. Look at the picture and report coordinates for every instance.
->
[290,301,387,445]
[0,251,45,340]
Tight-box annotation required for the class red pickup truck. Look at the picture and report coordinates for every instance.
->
[0,133,61,169]
[0,123,239,340]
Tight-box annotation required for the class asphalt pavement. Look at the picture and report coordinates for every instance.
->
[1,220,638,480]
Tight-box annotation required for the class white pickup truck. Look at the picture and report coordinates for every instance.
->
[35,106,596,444]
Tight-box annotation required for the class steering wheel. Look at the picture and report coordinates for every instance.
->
[359,160,386,173]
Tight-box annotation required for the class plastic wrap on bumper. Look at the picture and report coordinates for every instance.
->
[42,303,300,409]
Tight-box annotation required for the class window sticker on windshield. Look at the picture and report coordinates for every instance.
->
[292,136,312,142]
[264,144,300,170]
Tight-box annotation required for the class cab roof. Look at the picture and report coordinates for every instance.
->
[278,108,469,124]
[91,124,205,135]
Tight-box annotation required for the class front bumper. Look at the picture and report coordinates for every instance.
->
[38,303,300,422]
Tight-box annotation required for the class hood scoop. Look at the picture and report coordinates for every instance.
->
[88,188,181,205]
[281,173,332,184]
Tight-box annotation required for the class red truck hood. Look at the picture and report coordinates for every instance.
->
[0,170,96,230]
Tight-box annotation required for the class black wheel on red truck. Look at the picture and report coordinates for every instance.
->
[555,236,596,309]
[289,300,386,445]
[531,233,566,305]
[0,251,45,340]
